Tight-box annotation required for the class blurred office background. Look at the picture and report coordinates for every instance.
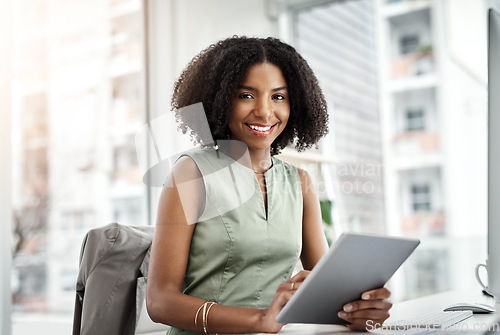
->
[2,0,500,333]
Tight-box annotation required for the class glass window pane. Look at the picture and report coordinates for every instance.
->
[11,0,146,327]
[400,34,420,54]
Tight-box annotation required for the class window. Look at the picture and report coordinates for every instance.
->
[406,108,426,131]
[11,0,146,323]
[400,34,420,54]
[411,184,432,212]
[294,0,385,234]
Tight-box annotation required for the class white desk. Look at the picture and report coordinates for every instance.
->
[269,291,499,334]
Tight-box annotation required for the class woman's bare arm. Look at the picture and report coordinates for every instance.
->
[298,168,329,270]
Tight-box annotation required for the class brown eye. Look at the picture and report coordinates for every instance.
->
[239,93,253,99]
[272,94,285,100]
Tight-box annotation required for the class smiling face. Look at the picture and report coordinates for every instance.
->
[228,62,290,153]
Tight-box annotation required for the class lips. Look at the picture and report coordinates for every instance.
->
[245,123,277,136]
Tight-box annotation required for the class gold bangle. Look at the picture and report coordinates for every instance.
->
[202,301,209,334]
[204,302,217,335]
[194,300,206,329]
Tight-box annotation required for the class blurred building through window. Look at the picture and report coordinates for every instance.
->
[11,0,146,316]
[377,0,496,300]
[294,0,386,238]
[293,0,496,301]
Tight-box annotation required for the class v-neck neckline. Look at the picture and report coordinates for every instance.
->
[215,148,275,221]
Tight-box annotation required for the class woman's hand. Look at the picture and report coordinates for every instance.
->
[337,287,392,331]
[258,270,310,333]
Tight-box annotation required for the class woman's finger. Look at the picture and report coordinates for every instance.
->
[342,299,392,312]
[283,270,309,292]
[339,308,390,321]
[361,287,391,300]
[338,307,391,331]
[337,287,392,330]
[289,270,310,283]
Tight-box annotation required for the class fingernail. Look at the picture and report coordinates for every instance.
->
[344,304,353,312]
[362,293,370,300]
[338,311,347,318]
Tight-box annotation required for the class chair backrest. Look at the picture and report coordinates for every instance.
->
[72,223,169,335]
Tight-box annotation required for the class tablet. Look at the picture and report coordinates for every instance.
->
[275,233,420,324]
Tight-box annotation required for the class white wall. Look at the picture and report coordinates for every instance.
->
[0,0,13,333]
[438,0,488,238]
[148,0,279,119]
[444,0,488,84]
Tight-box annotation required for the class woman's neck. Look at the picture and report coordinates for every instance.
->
[217,141,272,174]
[247,148,272,174]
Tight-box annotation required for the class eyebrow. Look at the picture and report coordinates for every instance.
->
[238,85,287,92]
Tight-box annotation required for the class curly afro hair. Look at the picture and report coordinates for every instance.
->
[172,36,329,155]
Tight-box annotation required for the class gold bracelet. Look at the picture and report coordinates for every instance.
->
[202,301,209,334]
[194,300,206,329]
[204,302,217,335]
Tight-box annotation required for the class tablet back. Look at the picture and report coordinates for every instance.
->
[276,233,419,324]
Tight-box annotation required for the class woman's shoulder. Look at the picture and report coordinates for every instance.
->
[271,155,301,176]
[179,146,216,160]
[177,147,219,167]
[272,156,314,189]
[169,154,202,186]
[175,146,231,179]
[296,167,313,186]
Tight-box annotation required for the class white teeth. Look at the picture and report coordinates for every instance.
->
[248,124,272,131]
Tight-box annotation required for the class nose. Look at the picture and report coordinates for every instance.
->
[253,97,273,120]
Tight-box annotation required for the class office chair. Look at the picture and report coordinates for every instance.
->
[72,223,170,335]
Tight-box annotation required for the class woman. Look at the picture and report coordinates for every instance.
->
[146,36,392,334]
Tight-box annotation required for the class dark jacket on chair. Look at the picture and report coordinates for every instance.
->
[72,223,154,335]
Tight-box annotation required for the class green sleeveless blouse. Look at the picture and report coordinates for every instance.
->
[167,147,303,335]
